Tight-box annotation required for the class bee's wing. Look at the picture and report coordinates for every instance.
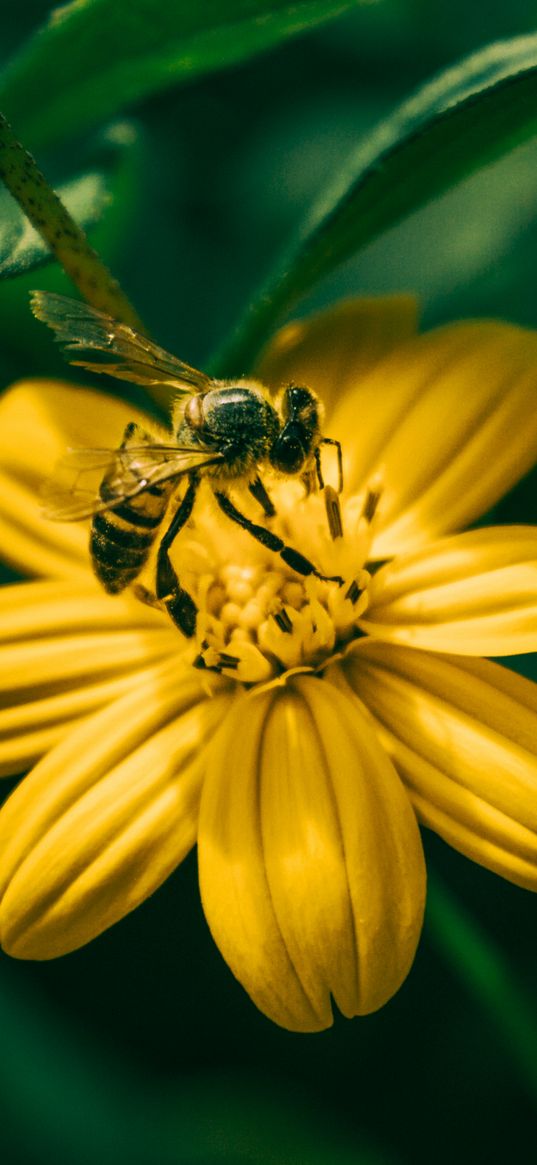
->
[43,444,223,521]
[31,291,212,394]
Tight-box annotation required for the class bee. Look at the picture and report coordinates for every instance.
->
[32,291,344,639]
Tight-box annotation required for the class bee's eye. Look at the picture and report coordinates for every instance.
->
[271,426,308,474]
[184,395,205,430]
[298,402,317,425]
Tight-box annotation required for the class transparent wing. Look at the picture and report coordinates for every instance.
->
[31,291,212,394]
[42,444,223,521]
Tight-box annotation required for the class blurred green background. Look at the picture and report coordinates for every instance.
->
[1,2,537,1162]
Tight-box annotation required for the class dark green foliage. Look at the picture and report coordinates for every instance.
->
[0,0,367,150]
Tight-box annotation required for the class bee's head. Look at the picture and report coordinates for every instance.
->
[270,385,322,475]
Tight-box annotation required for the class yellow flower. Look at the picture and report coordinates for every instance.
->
[1,295,537,1032]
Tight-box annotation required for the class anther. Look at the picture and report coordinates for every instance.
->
[272,607,293,633]
[345,579,363,605]
[217,652,240,670]
[324,484,343,540]
[363,489,381,523]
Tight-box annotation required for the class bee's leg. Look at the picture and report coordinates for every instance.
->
[248,475,276,517]
[314,447,325,490]
[319,438,344,493]
[156,476,199,638]
[300,464,317,496]
[214,490,344,585]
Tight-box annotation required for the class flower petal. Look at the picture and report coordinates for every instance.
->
[360,526,537,655]
[0,578,168,641]
[198,675,425,1032]
[255,295,418,418]
[0,621,176,719]
[340,642,537,890]
[0,380,156,578]
[327,321,537,556]
[0,581,177,777]
[0,666,173,779]
[0,659,232,958]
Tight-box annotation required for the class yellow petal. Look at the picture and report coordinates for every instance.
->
[0,628,176,697]
[360,526,537,655]
[0,380,156,578]
[255,295,418,418]
[327,321,537,556]
[0,666,173,779]
[0,578,167,642]
[0,659,232,958]
[340,642,537,890]
[198,675,425,1032]
[0,578,178,777]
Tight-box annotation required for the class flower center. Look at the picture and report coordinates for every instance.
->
[165,478,379,684]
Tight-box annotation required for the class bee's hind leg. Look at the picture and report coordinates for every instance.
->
[214,490,344,585]
[156,475,199,638]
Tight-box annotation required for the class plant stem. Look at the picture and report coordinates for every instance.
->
[208,275,295,376]
[0,111,144,331]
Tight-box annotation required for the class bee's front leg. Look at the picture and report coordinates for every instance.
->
[155,475,199,638]
[248,475,276,517]
[302,463,318,496]
[214,489,344,585]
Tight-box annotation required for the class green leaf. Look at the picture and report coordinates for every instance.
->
[0,123,137,280]
[0,0,365,151]
[213,33,537,372]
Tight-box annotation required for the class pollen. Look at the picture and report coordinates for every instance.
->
[166,478,379,683]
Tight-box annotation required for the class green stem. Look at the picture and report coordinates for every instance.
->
[208,271,296,376]
[427,872,537,1097]
[208,211,333,376]
[0,111,144,331]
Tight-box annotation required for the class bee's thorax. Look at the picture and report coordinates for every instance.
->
[175,385,279,478]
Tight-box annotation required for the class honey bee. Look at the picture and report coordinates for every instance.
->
[33,291,344,639]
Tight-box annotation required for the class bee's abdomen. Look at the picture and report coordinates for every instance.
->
[91,420,174,593]
[90,499,164,594]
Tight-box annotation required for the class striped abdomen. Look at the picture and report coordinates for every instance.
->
[90,424,174,594]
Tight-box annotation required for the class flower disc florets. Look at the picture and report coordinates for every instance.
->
[164,477,379,683]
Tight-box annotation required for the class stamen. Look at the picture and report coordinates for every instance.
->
[363,489,381,523]
[272,607,293,634]
[324,485,343,540]
[217,652,240,671]
[345,579,363,605]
